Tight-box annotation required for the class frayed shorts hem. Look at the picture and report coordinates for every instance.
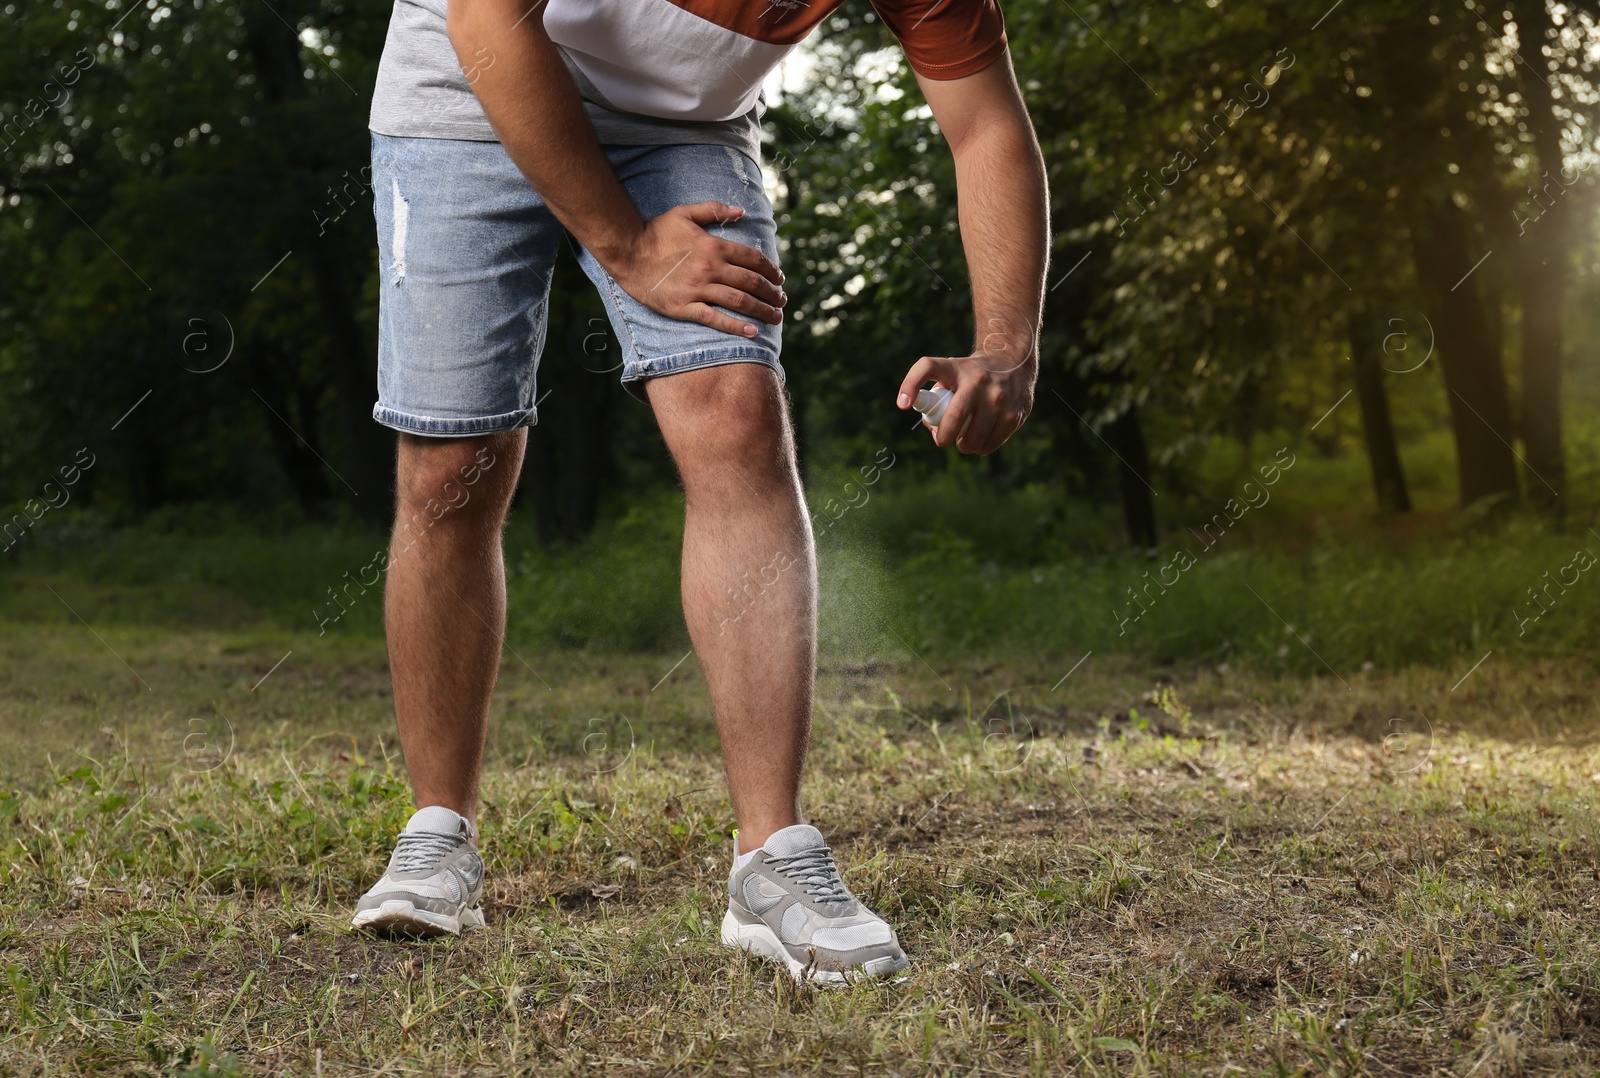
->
[619,350,784,402]
[371,404,536,438]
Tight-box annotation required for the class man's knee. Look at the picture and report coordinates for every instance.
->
[651,365,795,489]
[394,430,525,526]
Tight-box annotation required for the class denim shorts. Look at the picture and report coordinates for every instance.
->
[370,133,784,436]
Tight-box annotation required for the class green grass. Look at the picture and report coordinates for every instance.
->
[4,618,1600,1074]
[7,435,1600,1073]
[6,474,1600,680]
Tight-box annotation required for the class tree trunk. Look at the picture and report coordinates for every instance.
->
[307,239,395,522]
[1511,0,1569,512]
[1105,404,1157,548]
[1519,245,1567,510]
[248,346,335,513]
[1347,307,1411,514]
[526,373,614,548]
[1376,15,1520,511]
[1409,198,1520,509]
[128,408,168,514]
[244,3,394,525]
[531,374,617,546]
[1047,372,1112,505]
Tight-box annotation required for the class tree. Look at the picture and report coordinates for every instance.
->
[1348,306,1412,514]
[1507,0,1589,513]
[0,0,393,520]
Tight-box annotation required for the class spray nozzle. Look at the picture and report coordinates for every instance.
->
[912,385,953,430]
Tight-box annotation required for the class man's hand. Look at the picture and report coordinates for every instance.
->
[448,0,782,338]
[610,202,786,339]
[896,347,1036,455]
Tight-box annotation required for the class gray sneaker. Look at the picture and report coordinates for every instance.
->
[721,824,908,983]
[351,806,486,938]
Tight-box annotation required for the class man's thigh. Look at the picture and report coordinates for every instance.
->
[371,133,564,437]
[575,143,785,404]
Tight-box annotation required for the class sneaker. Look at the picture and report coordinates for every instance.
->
[721,823,908,983]
[351,806,486,938]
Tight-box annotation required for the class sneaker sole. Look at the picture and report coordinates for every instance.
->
[719,911,908,984]
[352,899,485,939]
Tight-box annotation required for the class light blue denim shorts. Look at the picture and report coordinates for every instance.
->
[370,133,784,436]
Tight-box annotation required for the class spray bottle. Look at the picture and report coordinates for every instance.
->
[912,385,953,432]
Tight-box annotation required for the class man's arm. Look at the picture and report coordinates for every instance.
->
[895,53,1049,454]
[447,0,785,338]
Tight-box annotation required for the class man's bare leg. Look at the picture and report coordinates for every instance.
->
[385,429,527,826]
[647,364,815,852]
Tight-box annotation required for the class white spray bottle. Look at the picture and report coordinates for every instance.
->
[912,385,953,433]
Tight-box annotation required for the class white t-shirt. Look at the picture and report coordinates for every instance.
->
[369,0,1008,159]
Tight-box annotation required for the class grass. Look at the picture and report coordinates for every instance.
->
[7,481,1600,677]
[7,428,1600,1073]
[5,610,1600,1074]
[8,413,1600,678]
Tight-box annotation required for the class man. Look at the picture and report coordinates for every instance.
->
[349,0,1048,983]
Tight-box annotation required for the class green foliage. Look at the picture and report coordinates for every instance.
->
[775,0,1599,512]
[9,442,1600,680]
[507,493,688,651]
[1,0,1596,535]
[0,0,394,517]
[894,512,1600,672]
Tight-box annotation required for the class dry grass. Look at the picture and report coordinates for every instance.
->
[4,620,1600,1075]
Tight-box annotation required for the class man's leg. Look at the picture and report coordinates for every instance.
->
[647,364,815,852]
[352,428,525,937]
[385,429,527,826]
[649,361,908,982]
[358,131,560,937]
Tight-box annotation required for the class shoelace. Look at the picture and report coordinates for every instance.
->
[391,831,464,873]
[764,847,852,904]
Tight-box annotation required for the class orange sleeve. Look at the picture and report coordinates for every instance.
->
[867,0,1008,81]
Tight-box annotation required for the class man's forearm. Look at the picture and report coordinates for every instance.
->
[952,119,1050,368]
[898,60,1046,453]
[446,0,641,265]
